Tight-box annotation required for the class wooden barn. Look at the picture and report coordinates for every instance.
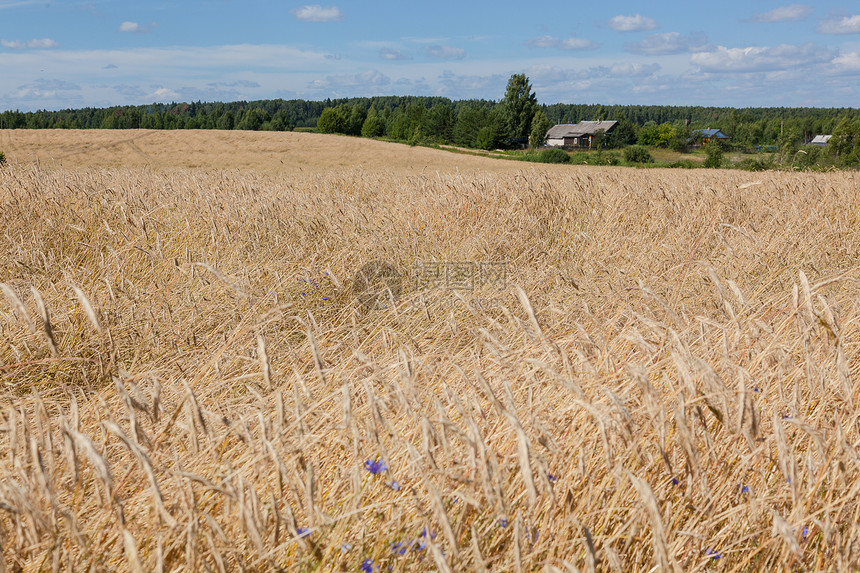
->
[545,120,618,148]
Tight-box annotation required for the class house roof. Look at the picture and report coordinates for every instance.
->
[546,120,618,139]
[692,128,729,139]
[810,135,832,144]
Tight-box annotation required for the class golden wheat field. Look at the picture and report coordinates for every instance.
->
[1,129,860,572]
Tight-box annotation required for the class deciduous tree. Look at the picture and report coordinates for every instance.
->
[501,74,537,139]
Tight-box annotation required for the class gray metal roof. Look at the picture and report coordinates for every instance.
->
[546,120,618,139]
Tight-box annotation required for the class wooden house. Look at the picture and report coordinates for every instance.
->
[690,128,729,145]
[545,120,618,148]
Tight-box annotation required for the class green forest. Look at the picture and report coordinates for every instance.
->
[2,74,859,168]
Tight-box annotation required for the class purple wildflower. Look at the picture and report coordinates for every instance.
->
[364,459,387,474]
[705,548,722,559]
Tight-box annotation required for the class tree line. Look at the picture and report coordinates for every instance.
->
[1,75,858,166]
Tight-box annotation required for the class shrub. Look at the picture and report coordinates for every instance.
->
[475,127,501,151]
[737,157,775,172]
[624,145,653,164]
[534,148,570,164]
[0,151,5,167]
[666,160,697,169]
[704,141,724,168]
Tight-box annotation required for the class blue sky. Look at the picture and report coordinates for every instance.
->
[1,1,860,112]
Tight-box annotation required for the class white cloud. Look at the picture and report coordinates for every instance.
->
[437,70,507,97]
[28,38,58,49]
[0,0,43,7]
[749,4,813,23]
[691,43,833,72]
[560,37,599,50]
[149,87,180,101]
[817,14,860,34]
[608,62,662,77]
[8,78,81,100]
[626,32,710,55]
[608,14,658,32]
[309,70,390,90]
[2,38,58,49]
[832,51,860,71]
[293,5,343,22]
[380,47,412,60]
[426,45,466,60]
[119,21,141,33]
[525,35,559,48]
[526,35,598,50]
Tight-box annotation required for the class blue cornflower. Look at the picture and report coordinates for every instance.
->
[802,526,809,539]
[364,459,387,474]
[419,528,436,539]
[671,477,680,486]
[412,539,426,551]
[341,543,352,553]
[547,474,559,483]
[498,517,509,528]
[705,548,722,559]
[390,541,407,555]
[360,559,376,572]
[741,485,750,494]
[296,527,310,538]
[388,480,401,491]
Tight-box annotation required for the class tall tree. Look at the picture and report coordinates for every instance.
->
[501,74,537,140]
[530,110,551,148]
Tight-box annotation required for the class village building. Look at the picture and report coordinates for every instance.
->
[545,120,618,148]
[690,128,730,145]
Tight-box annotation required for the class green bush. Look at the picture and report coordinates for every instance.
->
[704,141,724,168]
[666,160,697,169]
[737,157,774,171]
[624,145,653,164]
[0,151,5,167]
[569,152,619,166]
[533,148,570,164]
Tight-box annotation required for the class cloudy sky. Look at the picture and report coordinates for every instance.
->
[1,0,859,112]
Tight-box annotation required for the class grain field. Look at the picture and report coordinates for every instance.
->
[1,129,859,571]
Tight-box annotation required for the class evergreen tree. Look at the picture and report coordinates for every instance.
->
[346,105,366,136]
[453,106,485,148]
